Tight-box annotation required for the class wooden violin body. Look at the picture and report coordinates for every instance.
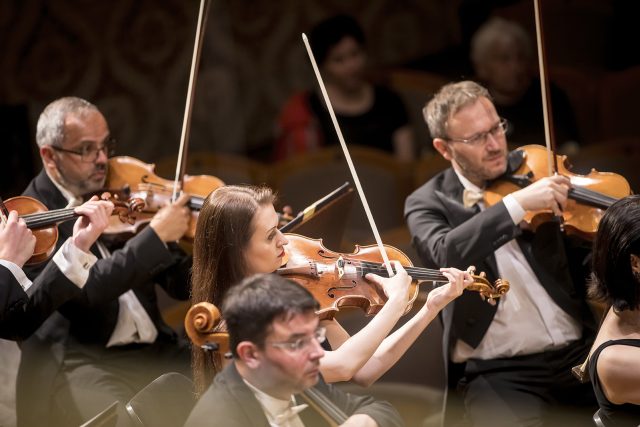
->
[485,145,632,240]
[278,234,509,320]
[3,193,144,265]
[103,156,224,240]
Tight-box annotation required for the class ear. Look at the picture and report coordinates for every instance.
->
[433,138,452,161]
[631,254,640,275]
[40,146,57,170]
[236,341,263,369]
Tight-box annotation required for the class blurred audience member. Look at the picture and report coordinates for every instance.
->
[471,17,580,152]
[275,14,415,162]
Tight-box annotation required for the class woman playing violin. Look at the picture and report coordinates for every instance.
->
[588,195,640,426]
[405,80,598,426]
[191,184,474,394]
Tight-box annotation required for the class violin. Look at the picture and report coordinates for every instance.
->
[99,156,224,241]
[185,301,351,427]
[1,193,144,265]
[278,234,509,320]
[485,145,632,240]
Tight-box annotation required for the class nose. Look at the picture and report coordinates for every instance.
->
[308,337,325,359]
[277,230,289,247]
[95,146,109,163]
[484,131,501,150]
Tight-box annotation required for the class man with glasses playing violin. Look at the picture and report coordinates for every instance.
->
[185,273,404,427]
[16,97,193,427]
[405,81,597,426]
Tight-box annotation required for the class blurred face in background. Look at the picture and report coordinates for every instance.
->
[321,36,367,93]
[476,38,532,105]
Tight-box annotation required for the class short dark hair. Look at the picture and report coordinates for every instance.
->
[309,14,365,66]
[589,195,640,311]
[222,274,319,358]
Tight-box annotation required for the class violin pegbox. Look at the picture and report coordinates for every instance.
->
[99,191,145,225]
[465,265,510,306]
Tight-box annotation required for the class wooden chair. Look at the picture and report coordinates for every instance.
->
[597,66,640,142]
[387,68,449,153]
[271,146,414,249]
[154,151,268,186]
[549,65,600,144]
[413,152,450,190]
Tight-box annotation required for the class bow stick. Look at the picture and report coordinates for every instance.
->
[302,33,394,277]
[533,0,558,177]
[171,0,212,201]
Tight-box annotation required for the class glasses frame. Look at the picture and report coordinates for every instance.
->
[445,118,509,146]
[51,137,116,163]
[268,326,327,353]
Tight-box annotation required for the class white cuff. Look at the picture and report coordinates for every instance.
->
[503,194,526,225]
[0,260,32,292]
[52,238,98,288]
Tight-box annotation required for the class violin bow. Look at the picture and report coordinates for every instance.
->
[171,0,212,201]
[302,34,394,277]
[534,0,566,228]
[533,0,559,177]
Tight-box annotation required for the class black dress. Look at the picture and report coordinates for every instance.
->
[589,339,640,426]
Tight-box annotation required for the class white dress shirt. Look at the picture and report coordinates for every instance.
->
[451,169,581,362]
[48,170,158,347]
[244,378,307,427]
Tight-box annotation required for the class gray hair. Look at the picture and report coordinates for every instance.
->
[423,81,490,139]
[470,17,533,68]
[36,97,99,148]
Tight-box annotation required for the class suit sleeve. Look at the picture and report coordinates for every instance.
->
[78,226,181,306]
[0,262,80,340]
[404,185,520,269]
[317,380,404,427]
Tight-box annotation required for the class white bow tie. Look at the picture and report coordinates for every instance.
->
[462,188,484,208]
[274,403,308,425]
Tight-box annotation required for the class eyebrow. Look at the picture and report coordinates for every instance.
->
[77,134,111,146]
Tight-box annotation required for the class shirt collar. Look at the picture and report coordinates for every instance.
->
[452,167,484,193]
[243,378,295,420]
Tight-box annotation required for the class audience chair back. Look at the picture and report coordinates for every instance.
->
[125,372,195,427]
[79,401,120,427]
[592,408,606,427]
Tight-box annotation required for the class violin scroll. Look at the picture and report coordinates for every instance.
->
[97,192,145,225]
[184,302,230,356]
[466,266,510,306]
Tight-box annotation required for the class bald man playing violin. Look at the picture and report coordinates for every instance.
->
[405,81,597,427]
[16,96,194,427]
[0,197,112,340]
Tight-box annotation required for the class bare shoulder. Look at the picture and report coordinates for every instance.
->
[597,343,640,404]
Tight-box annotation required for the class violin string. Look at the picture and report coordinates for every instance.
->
[350,259,449,281]
[23,209,77,228]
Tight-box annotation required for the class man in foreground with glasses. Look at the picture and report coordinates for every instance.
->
[185,273,404,427]
[15,97,194,426]
[405,81,597,426]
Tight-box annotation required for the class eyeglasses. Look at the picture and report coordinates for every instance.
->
[51,137,116,163]
[446,118,508,146]
[268,326,326,353]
